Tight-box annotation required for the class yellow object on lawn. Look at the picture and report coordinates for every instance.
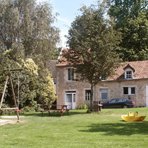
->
[121,112,146,122]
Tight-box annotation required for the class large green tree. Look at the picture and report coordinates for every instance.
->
[0,46,57,110]
[108,0,148,61]
[0,0,58,110]
[0,0,59,61]
[67,4,121,111]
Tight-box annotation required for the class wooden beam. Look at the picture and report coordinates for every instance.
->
[0,107,18,110]
[9,75,20,121]
[0,76,9,109]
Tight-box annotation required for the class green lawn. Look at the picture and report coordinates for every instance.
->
[0,108,148,148]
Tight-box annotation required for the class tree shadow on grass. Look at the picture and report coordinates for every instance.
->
[80,121,148,136]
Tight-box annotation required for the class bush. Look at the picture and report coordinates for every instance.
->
[22,106,36,112]
[76,103,88,109]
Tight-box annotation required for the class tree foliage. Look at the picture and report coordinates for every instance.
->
[0,49,57,110]
[0,0,59,61]
[0,0,58,110]
[67,4,121,111]
[108,0,148,61]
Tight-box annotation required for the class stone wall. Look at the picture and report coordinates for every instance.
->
[56,66,148,108]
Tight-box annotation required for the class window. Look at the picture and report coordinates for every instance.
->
[85,90,91,101]
[65,94,72,102]
[109,99,117,103]
[100,88,108,100]
[68,68,74,81]
[125,69,133,79]
[123,87,128,94]
[124,64,135,79]
[65,93,76,102]
[123,87,135,95]
[131,87,135,94]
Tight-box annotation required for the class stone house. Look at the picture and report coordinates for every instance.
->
[49,55,148,109]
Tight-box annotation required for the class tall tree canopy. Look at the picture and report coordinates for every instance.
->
[108,0,148,61]
[0,0,59,110]
[0,0,59,61]
[67,4,121,111]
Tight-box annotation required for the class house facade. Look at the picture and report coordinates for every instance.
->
[55,58,148,109]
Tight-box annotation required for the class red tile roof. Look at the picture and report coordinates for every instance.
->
[109,60,148,80]
[57,48,148,80]
[57,48,69,66]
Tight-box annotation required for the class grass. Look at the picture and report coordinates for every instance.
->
[0,107,148,148]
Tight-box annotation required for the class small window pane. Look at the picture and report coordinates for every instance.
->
[101,93,108,99]
[73,94,76,102]
[68,69,71,80]
[68,68,74,80]
[100,89,108,100]
[85,90,91,101]
[123,87,128,94]
[131,87,135,94]
[66,94,72,102]
[125,70,133,79]
[110,99,116,103]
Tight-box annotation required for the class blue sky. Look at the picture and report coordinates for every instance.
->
[37,0,98,47]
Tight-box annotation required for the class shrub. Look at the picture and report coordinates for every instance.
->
[76,103,88,109]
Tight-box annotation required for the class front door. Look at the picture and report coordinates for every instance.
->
[65,91,76,109]
[146,86,148,107]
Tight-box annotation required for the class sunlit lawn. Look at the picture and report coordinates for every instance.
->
[0,107,148,148]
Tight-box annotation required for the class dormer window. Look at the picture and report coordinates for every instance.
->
[123,64,135,80]
[125,69,133,79]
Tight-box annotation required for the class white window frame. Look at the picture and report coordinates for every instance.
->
[123,86,136,95]
[124,68,133,79]
[85,89,91,101]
